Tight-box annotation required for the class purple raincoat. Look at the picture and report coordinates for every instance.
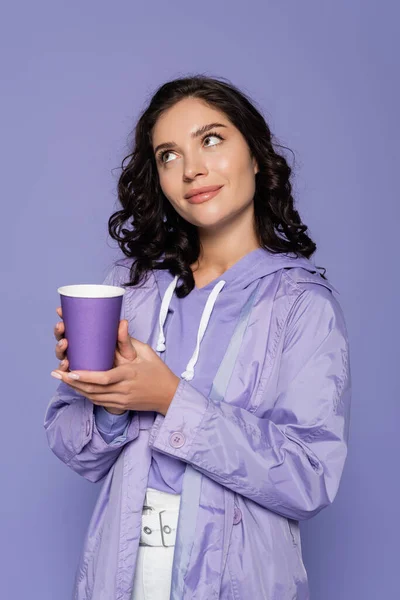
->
[44,248,351,599]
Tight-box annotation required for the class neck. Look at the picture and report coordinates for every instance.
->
[195,209,260,272]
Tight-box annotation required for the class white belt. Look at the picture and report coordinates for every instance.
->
[139,487,181,548]
[140,507,179,547]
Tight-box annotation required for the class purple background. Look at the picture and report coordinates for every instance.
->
[1,2,398,598]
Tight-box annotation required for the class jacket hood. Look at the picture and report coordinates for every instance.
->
[152,248,336,382]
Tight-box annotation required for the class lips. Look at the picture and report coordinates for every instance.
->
[185,185,224,204]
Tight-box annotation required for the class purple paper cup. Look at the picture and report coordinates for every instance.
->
[57,283,126,372]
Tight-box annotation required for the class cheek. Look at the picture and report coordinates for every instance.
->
[211,146,253,180]
[158,170,177,201]
[212,154,231,174]
[213,156,255,200]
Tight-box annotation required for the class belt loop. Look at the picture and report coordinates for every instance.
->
[159,510,167,547]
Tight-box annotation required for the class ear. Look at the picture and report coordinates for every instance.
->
[252,156,259,175]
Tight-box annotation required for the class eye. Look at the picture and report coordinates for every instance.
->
[158,131,224,165]
[203,132,223,147]
[159,150,176,164]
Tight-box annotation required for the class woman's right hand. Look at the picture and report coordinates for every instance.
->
[54,307,70,373]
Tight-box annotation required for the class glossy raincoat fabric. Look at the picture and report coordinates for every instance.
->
[44,250,351,599]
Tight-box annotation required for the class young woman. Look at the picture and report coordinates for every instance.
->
[44,75,351,600]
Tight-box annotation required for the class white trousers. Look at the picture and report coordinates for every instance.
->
[131,487,181,600]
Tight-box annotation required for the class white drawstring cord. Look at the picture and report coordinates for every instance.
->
[156,275,179,352]
[156,275,226,382]
[181,280,226,381]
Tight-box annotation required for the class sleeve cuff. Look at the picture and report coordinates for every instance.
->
[148,378,209,459]
[94,405,130,437]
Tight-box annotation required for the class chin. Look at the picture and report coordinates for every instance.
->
[190,215,230,230]
[186,203,229,225]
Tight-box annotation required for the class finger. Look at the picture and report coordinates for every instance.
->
[56,307,63,318]
[58,357,69,372]
[114,347,129,363]
[61,364,126,386]
[55,337,68,360]
[117,319,128,342]
[54,376,122,396]
[117,320,137,361]
[50,370,129,407]
[54,321,65,342]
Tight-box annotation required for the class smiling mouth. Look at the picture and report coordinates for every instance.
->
[186,186,223,204]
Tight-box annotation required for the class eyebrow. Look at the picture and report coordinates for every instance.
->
[153,122,228,155]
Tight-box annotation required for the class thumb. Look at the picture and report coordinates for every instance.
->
[117,320,137,361]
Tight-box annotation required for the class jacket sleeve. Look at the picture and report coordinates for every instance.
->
[43,262,140,483]
[148,285,351,521]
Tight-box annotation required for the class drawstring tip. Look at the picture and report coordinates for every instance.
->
[181,369,194,381]
[156,342,166,352]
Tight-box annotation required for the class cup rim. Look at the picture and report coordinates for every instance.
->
[57,284,126,298]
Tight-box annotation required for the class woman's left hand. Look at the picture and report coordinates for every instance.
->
[50,320,180,416]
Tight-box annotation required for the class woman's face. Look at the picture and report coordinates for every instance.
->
[152,97,258,231]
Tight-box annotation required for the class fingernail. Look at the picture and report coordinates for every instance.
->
[58,339,64,346]
[51,371,62,379]
[60,359,66,366]
[67,373,80,380]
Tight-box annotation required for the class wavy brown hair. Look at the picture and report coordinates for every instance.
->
[108,74,326,297]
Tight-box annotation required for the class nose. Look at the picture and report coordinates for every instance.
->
[183,154,208,181]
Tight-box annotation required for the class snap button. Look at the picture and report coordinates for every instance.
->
[233,507,242,525]
[169,431,185,448]
[143,526,152,534]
